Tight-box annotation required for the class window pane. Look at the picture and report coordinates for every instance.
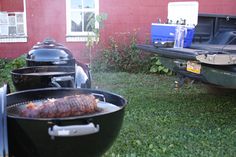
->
[17,24,24,34]
[83,0,95,9]
[0,13,8,24]
[0,25,9,35]
[8,15,16,25]
[71,11,82,32]
[9,26,17,35]
[84,12,95,32]
[16,14,23,23]
[71,0,82,9]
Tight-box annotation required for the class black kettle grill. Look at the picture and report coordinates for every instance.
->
[11,38,91,91]
[0,85,127,157]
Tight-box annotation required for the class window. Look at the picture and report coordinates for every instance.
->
[66,0,99,42]
[0,0,27,43]
[0,13,25,36]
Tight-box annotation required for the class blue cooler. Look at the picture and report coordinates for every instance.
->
[151,23,195,48]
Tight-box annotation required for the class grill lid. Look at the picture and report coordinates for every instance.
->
[26,38,74,62]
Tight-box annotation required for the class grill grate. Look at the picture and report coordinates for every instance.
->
[7,99,46,117]
[7,99,120,118]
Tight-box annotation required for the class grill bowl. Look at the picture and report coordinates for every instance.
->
[7,88,127,157]
[11,66,75,91]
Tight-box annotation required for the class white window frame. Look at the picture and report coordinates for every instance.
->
[0,0,27,43]
[66,0,99,42]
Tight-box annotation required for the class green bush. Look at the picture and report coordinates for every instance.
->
[92,33,173,75]
[0,55,26,90]
[0,59,9,69]
[92,34,152,73]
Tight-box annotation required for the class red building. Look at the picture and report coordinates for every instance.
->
[0,0,236,63]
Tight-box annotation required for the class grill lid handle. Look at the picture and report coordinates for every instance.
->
[48,123,100,139]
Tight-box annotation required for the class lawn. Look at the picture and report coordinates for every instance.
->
[91,72,236,157]
[0,69,236,157]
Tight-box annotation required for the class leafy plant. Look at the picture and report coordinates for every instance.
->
[150,56,173,75]
[86,13,108,48]
[85,13,108,67]
[6,55,26,69]
[92,33,152,73]
[0,55,26,90]
[0,59,9,69]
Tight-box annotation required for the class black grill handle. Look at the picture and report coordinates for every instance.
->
[51,76,75,88]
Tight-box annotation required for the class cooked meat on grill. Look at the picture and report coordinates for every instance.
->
[20,94,98,118]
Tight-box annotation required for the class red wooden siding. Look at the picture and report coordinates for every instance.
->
[0,0,24,12]
[0,0,236,63]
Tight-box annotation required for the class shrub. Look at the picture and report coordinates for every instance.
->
[91,31,173,75]
[92,33,152,73]
[0,55,26,90]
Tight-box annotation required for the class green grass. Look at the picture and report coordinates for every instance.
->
[92,72,236,157]
[1,66,236,157]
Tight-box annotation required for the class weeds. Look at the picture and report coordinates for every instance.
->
[92,32,172,75]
